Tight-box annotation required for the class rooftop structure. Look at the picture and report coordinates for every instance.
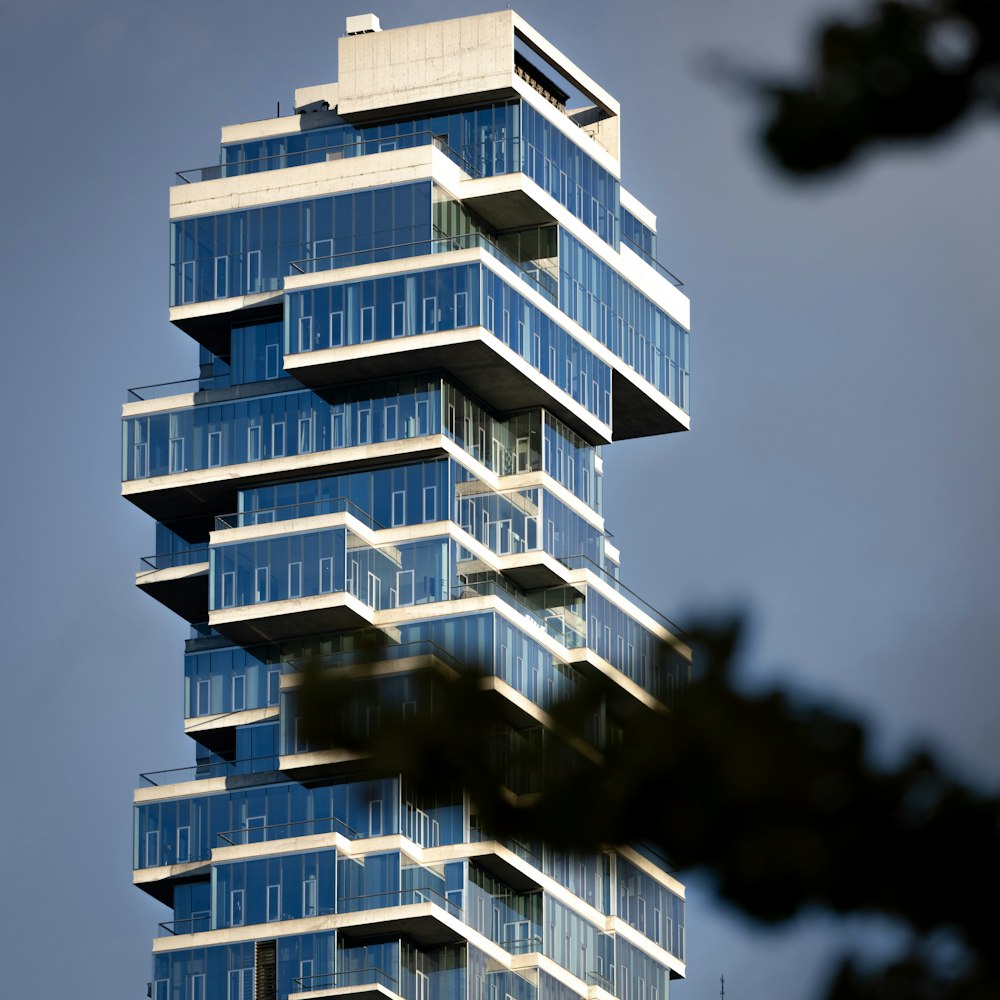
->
[124,11,692,1000]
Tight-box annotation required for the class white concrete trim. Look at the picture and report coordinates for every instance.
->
[151,899,503,960]
[219,114,301,146]
[512,953,589,997]
[135,561,208,585]
[209,590,374,631]
[122,393,196,418]
[566,568,689,652]
[281,245,484,294]
[616,845,686,898]
[609,916,686,979]
[169,144,447,220]
[282,323,613,443]
[169,289,282,327]
[133,859,208,884]
[122,436,450,499]
[290,984,402,1000]
[620,188,657,231]
[513,79,620,178]
[134,775,228,804]
[183,706,279,736]
[511,12,619,117]
[563,647,664,712]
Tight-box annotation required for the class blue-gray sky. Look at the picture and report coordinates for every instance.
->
[1,0,997,996]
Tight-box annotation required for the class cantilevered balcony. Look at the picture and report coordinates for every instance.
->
[136,548,209,622]
[282,252,614,446]
[290,968,403,1000]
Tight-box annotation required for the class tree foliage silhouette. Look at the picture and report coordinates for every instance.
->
[738,0,1000,174]
[296,621,1000,1000]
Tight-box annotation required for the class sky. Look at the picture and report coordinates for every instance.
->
[0,0,997,997]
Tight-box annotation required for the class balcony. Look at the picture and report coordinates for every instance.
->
[136,548,209,622]
[291,968,403,1000]
[176,132,481,185]
[335,888,466,947]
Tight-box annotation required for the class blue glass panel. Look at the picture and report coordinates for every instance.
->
[560,230,691,412]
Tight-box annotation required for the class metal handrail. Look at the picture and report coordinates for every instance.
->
[216,814,363,846]
[620,232,684,288]
[288,232,558,303]
[214,497,385,533]
[176,132,483,184]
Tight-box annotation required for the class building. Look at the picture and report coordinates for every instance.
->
[123,11,692,1000]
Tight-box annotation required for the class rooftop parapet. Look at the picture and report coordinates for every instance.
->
[333,10,619,161]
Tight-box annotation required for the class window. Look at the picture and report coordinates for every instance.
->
[195,679,210,715]
[246,250,261,293]
[254,567,269,604]
[181,260,195,304]
[266,669,280,706]
[208,430,222,468]
[329,310,344,347]
[298,415,314,453]
[313,238,333,264]
[302,875,317,917]
[423,296,437,332]
[397,569,415,606]
[214,256,228,299]
[288,561,302,599]
[266,884,280,922]
[232,674,246,712]
[296,315,313,353]
[369,799,383,836]
[361,305,374,342]
[392,300,406,337]
[367,571,381,608]
[422,485,437,522]
[168,436,184,474]
[357,406,372,445]
[222,571,236,608]
[384,404,398,439]
[145,829,160,867]
[265,343,280,380]
[247,424,262,461]
[176,826,190,863]
[319,556,334,594]
[271,421,286,458]
[230,888,245,926]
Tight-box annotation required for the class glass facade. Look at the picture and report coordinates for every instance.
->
[560,231,690,413]
[170,183,432,305]
[205,99,618,247]
[130,15,692,1000]
[285,262,612,424]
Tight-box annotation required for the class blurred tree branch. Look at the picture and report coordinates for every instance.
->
[730,0,1000,174]
[296,621,1000,999]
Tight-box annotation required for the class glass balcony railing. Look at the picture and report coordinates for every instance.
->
[176,132,482,184]
[449,578,586,650]
[126,378,202,403]
[214,498,383,532]
[289,232,558,305]
[293,968,399,996]
[216,815,363,847]
[138,547,209,573]
[336,887,463,918]
[558,554,684,636]
[620,232,684,288]
[139,754,280,787]
[157,915,211,937]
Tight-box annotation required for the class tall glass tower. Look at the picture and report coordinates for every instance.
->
[124,12,692,1000]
